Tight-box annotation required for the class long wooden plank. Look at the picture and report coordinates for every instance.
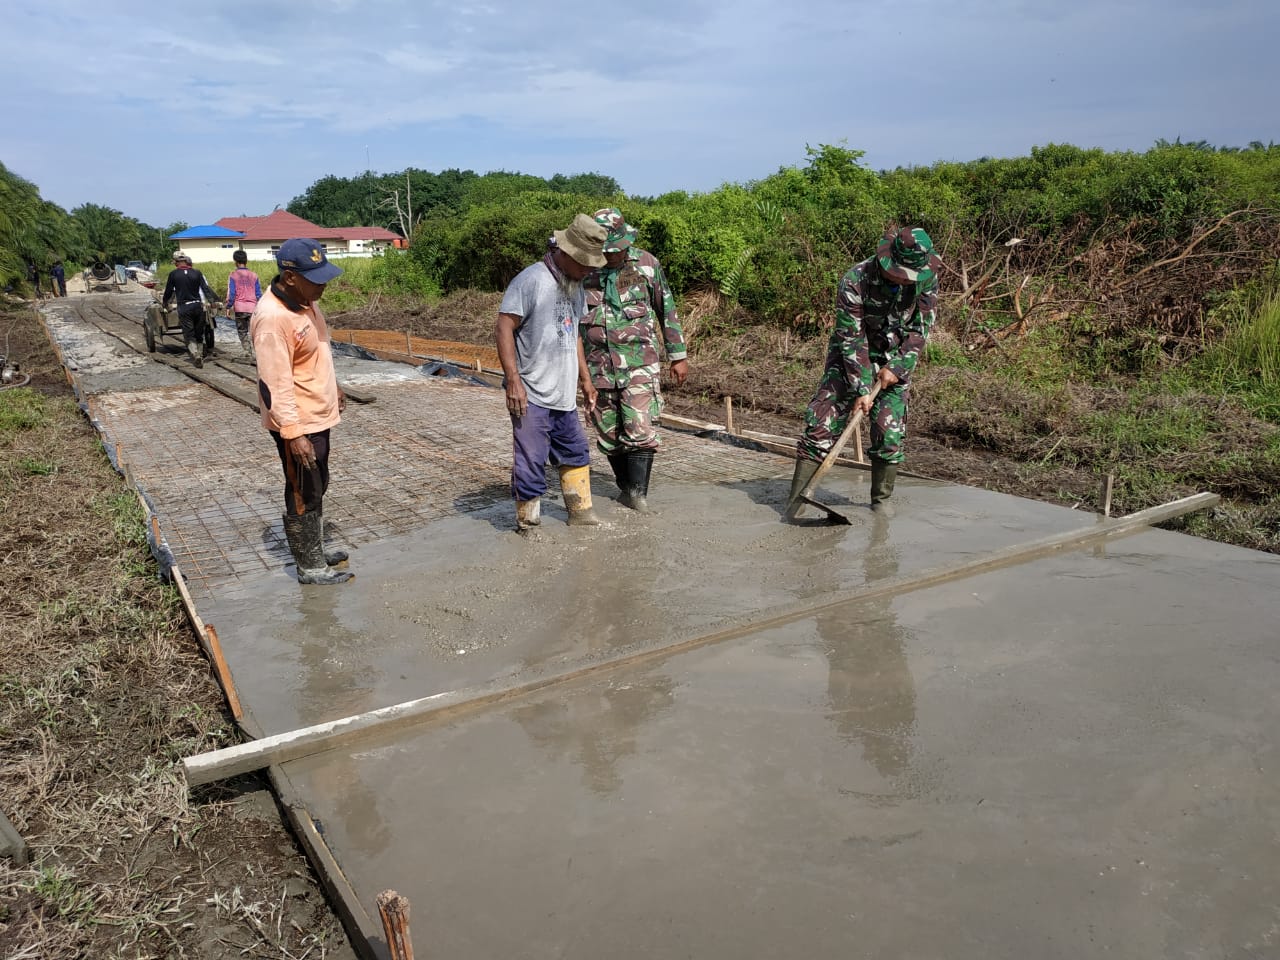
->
[182,492,1219,786]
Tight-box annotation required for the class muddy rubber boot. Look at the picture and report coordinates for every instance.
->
[622,450,655,513]
[606,452,630,499]
[283,512,353,585]
[558,465,600,526]
[187,340,203,368]
[515,498,542,533]
[784,458,821,521]
[870,457,898,513]
[317,506,348,567]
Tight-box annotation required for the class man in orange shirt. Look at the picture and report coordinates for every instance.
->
[250,238,352,585]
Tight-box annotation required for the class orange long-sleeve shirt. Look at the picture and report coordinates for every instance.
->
[249,283,340,439]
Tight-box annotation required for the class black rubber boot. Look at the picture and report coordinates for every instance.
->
[784,458,821,521]
[187,340,203,368]
[870,457,898,510]
[283,513,353,585]
[606,452,630,497]
[622,450,655,513]
[317,506,349,567]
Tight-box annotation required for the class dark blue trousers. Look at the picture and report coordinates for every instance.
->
[510,403,590,501]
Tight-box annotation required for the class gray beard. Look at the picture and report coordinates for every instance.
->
[556,274,583,301]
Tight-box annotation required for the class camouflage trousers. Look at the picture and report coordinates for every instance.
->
[589,382,662,455]
[798,367,910,465]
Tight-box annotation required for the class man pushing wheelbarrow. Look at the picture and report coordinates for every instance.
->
[159,250,220,367]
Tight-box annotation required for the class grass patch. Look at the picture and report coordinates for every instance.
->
[0,379,349,957]
[0,389,48,434]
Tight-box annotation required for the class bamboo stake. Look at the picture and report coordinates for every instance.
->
[376,889,415,960]
[724,396,735,434]
[1099,473,1115,518]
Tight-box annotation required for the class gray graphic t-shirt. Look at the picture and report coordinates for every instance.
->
[499,261,585,412]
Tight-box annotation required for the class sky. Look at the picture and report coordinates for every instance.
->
[3,0,1277,229]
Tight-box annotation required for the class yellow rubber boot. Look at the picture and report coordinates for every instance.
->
[558,465,600,526]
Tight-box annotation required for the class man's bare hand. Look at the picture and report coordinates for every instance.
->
[854,393,874,417]
[876,367,900,389]
[506,380,528,418]
[288,435,318,470]
[669,358,689,386]
[337,387,347,414]
[581,381,598,415]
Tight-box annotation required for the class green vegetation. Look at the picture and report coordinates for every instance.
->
[156,247,439,311]
[1,161,182,291]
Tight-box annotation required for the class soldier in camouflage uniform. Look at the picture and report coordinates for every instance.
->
[785,227,941,518]
[581,208,689,512]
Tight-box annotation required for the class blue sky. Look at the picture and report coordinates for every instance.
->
[3,0,1276,228]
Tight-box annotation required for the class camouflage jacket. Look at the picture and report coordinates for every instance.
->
[581,248,687,389]
[829,256,939,394]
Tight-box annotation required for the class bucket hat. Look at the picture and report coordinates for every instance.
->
[876,227,940,285]
[553,214,607,268]
[592,207,637,253]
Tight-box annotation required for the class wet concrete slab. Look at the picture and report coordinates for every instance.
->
[206,481,1104,737]
[41,298,1280,959]
[282,528,1280,959]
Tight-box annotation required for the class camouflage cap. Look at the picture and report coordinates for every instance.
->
[592,207,637,253]
[876,227,940,285]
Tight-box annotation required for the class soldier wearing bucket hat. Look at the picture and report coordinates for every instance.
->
[249,238,353,584]
[786,226,941,519]
[581,207,688,513]
[496,214,608,532]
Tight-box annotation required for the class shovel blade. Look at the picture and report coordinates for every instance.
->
[799,495,852,525]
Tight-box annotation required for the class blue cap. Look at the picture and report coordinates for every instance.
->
[276,238,342,283]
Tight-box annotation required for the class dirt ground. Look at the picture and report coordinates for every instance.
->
[0,302,356,960]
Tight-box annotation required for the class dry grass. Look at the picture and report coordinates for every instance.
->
[0,308,352,960]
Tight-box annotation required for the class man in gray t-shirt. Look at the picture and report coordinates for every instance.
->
[496,214,608,532]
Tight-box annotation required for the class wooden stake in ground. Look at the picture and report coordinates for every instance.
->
[377,889,415,960]
[724,396,735,435]
[1099,473,1115,517]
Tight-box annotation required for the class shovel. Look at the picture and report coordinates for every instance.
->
[790,382,881,525]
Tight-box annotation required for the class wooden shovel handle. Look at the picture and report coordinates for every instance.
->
[799,381,881,500]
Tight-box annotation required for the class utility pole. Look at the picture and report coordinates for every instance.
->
[366,145,373,225]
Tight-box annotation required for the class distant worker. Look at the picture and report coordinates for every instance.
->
[785,227,941,518]
[26,261,41,299]
[581,208,688,513]
[495,214,607,533]
[226,249,262,360]
[161,251,219,367]
[250,238,352,585]
[51,261,67,298]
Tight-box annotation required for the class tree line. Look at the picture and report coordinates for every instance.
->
[1,162,188,289]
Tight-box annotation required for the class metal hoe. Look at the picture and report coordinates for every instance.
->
[794,382,881,524]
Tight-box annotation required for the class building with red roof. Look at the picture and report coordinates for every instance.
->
[168,210,405,263]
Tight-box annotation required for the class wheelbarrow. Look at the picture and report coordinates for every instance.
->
[144,301,218,355]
